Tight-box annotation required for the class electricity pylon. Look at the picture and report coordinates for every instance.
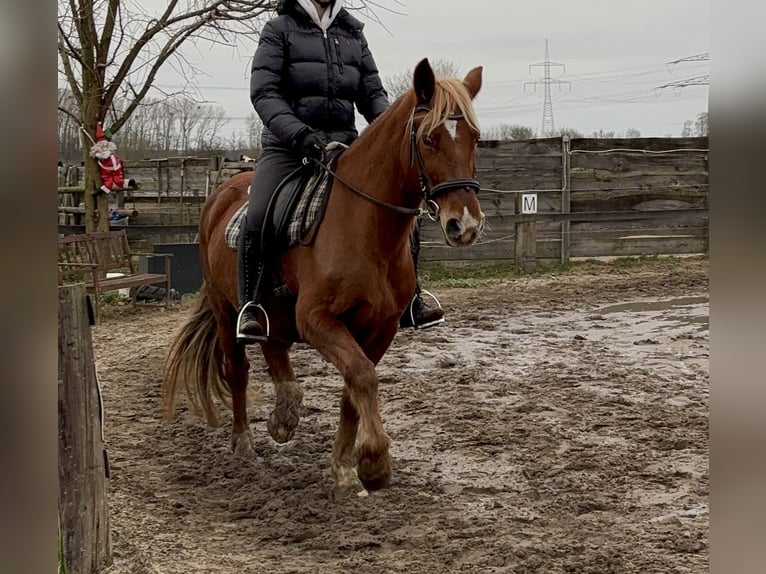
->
[524,39,571,137]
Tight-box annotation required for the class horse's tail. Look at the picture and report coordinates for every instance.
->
[162,283,231,427]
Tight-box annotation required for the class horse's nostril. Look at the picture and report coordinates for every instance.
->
[446,218,461,239]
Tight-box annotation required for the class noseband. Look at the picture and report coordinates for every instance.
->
[409,104,481,203]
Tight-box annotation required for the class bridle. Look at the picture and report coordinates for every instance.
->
[409,104,481,208]
[308,104,480,219]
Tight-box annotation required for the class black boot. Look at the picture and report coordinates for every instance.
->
[236,222,266,344]
[400,288,445,329]
[399,220,445,329]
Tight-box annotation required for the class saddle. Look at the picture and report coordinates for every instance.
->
[225,152,338,253]
[224,150,342,305]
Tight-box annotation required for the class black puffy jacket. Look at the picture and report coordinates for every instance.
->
[250,0,390,152]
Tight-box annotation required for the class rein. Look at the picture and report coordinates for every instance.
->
[308,156,427,217]
[308,103,480,218]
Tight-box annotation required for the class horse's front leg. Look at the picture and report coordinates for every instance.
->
[298,309,392,494]
[261,341,303,443]
[332,386,363,496]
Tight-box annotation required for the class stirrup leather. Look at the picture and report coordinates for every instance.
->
[236,301,270,343]
[406,289,444,329]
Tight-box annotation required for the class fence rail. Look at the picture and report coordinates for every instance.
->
[58,136,708,266]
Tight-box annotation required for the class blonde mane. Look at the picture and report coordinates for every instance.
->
[406,77,480,140]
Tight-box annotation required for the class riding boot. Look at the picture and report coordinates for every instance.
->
[236,222,266,344]
[400,220,445,329]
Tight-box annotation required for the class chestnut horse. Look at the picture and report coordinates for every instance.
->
[163,59,484,495]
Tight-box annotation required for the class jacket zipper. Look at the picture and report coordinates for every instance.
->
[334,37,344,75]
[323,29,332,122]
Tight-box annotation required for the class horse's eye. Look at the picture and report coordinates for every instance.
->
[422,135,435,148]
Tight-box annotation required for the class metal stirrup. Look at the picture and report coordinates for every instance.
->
[407,289,445,329]
[236,301,270,342]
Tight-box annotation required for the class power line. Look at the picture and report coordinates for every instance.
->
[524,39,571,137]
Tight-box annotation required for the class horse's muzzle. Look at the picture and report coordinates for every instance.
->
[444,211,484,247]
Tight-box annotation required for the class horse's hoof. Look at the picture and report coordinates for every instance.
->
[356,446,392,491]
[232,430,255,459]
[332,466,366,499]
[267,405,300,444]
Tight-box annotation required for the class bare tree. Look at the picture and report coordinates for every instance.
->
[175,98,205,154]
[57,0,276,231]
[383,59,462,100]
[154,100,180,153]
[194,107,229,151]
[553,127,584,138]
[117,98,156,159]
[625,128,642,138]
[694,112,708,136]
[58,89,82,162]
[482,123,536,141]
[245,112,264,150]
[591,129,616,139]
[681,120,694,137]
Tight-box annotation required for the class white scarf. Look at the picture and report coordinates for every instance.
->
[295,0,343,32]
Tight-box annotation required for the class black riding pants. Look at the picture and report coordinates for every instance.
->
[245,150,304,232]
[410,217,422,270]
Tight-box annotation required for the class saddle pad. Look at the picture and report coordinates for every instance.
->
[225,171,330,251]
[225,203,249,250]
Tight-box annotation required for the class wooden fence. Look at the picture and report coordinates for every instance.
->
[58,137,708,264]
[422,136,708,266]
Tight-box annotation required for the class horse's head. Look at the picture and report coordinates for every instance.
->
[408,59,485,247]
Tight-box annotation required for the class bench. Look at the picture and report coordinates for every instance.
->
[58,230,172,323]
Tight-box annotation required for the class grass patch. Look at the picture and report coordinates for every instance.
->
[420,255,703,288]
[420,262,519,288]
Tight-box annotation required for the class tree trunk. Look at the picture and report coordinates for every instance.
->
[82,130,109,233]
[81,69,109,232]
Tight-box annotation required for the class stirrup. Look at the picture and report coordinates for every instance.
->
[236,301,270,344]
[407,289,445,330]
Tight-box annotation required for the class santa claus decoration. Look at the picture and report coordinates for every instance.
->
[89,122,138,196]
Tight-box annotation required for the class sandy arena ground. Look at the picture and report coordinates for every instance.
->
[94,257,708,574]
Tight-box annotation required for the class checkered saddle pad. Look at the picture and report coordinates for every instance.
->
[225,168,331,251]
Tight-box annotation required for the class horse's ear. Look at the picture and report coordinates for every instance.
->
[463,66,483,99]
[413,58,436,105]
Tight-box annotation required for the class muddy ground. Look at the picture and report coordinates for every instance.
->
[95,257,709,574]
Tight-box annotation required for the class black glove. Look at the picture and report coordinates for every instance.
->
[298,131,326,161]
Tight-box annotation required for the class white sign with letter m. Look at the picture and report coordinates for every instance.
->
[521,193,538,214]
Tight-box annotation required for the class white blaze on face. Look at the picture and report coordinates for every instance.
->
[459,205,481,233]
[444,119,458,140]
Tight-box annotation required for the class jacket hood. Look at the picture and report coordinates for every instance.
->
[276,0,364,31]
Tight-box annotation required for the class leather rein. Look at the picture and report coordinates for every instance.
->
[308,104,480,218]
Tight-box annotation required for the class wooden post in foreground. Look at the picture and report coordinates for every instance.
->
[58,283,111,573]
[514,193,538,274]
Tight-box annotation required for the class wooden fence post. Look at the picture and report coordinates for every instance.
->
[514,193,538,273]
[58,283,111,573]
[560,135,571,264]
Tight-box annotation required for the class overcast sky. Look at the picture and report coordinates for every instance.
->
[154,0,710,138]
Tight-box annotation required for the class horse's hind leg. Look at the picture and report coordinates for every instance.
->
[216,320,255,458]
[261,341,303,443]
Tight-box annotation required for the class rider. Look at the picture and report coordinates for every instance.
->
[237,0,444,343]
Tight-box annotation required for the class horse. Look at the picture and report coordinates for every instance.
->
[163,58,485,496]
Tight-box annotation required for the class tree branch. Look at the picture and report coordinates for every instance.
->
[58,105,82,125]
[58,31,84,107]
